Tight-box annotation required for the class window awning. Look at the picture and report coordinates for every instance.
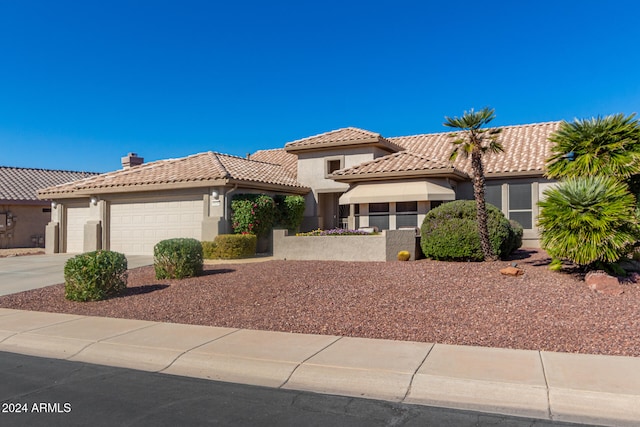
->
[338,180,456,205]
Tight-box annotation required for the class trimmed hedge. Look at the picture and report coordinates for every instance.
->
[420,200,521,261]
[64,250,128,302]
[204,234,257,259]
[154,238,203,279]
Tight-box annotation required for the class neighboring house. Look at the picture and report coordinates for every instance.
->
[0,166,98,249]
[39,122,561,255]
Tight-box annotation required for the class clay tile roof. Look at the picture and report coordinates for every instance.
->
[284,127,404,153]
[0,167,98,202]
[38,152,306,197]
[389,121,562,176]
[249,148,298,177]
[331,151,467,180]
[215,152,302,188]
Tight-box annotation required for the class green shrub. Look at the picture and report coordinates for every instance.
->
[274,195,306,232]
[231,194,277,237]
[420,200,520,261]
[64,250,128,302]
[207,234,257,259]
[538,176,638,266]
[154,238,203,279]
[502,220,523,255]
[202,241,218,259]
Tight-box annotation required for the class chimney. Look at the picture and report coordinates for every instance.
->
[121,152,144,169]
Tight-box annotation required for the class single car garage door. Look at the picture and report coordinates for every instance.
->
[66,205,90,253]
[110,198,204,255]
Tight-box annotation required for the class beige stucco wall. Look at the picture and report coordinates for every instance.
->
[0,203,50,248]
[273,228,418,261]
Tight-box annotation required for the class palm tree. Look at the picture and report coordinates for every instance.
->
[546,113,640,180]
[445,107,503,261]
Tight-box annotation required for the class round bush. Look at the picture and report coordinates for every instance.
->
[420,200,520,261]
[154,238,203,279]
[64,250,128,301]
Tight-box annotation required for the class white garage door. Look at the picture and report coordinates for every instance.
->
[110,199,204,255]
[66,205,90,253]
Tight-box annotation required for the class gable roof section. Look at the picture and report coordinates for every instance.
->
[0,167,98,202]
[249,148,297,176]
[330,151,468,182]
[284,127,405,154]
[390,121,562,177]
[38,152,307,198]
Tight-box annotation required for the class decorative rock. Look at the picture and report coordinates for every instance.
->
[500,266,524,277]
[585,271,624,295]
[628,272,640,284]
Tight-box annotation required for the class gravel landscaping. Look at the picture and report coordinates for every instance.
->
[1,249,639,357]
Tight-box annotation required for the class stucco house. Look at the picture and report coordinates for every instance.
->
[38,121,561,255]
[0,166,97,249]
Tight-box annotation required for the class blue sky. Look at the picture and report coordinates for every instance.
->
[1,1,638,172]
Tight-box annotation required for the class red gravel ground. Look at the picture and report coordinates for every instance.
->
[1,249,639,357]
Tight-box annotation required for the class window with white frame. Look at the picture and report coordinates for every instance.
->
[508,183,532,229]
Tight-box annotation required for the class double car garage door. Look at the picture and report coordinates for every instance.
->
[66,198,204,255]
[110,199,204,255]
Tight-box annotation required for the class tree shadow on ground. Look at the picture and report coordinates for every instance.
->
[505,249,563,268]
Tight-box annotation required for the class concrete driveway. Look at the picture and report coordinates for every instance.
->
[0,254,153,296]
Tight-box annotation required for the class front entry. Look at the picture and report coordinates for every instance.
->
[318,192,343,230]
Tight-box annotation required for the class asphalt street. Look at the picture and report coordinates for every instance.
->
[0,351,590,427]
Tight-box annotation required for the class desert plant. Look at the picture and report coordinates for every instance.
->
[420,200,519,261]
[231,194,277,237]
[546,113,640,181]
[64,250,128,301]
[154,238,203,279]
[397,250,411,261]
[538,176,638,266]
[445,107,504,261]
[208,234,257,259]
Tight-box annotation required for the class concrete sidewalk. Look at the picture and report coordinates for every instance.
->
[0,308,638,426]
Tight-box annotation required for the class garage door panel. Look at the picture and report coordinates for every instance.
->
[110,199,203,255]
[66,206,90,253]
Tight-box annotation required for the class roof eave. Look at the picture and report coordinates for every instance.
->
[226,179,310,194]
[484,170,546,179]
[285,139,401,154]
[0,198,50,205]
[331,168,468,183]
[37,179,231,199]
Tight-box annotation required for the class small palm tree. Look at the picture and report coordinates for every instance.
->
[538,176,637,266]
[445,107,503,261]
[546,113,640,180]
